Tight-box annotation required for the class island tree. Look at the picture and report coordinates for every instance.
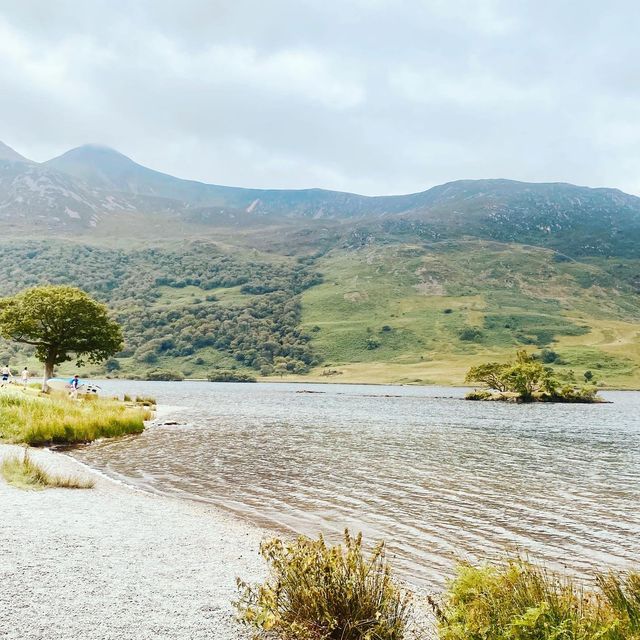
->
[0,285,123,388]
[465,349,599,403]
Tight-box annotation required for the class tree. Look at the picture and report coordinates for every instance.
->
[0,285,123,388]
[464,362,509,392]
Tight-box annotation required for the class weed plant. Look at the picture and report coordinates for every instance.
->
[1,449,94,490]
[236,530,412,640]
[0,392,150,445]
[433,559,640,640]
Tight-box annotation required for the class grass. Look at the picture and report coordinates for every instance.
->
[299,242,640,387]
[0,389,151,446]
[1,448,94,490]
[236,530,412,640]
[433,559,640,640]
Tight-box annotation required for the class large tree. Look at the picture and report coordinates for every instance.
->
[0,285,123,387]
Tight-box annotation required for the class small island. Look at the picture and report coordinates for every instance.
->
[464,350,603,403]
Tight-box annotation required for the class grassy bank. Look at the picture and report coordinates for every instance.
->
[0,390,151,446]
[1,449,94,490]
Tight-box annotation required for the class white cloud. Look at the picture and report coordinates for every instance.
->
[0,0,639,196]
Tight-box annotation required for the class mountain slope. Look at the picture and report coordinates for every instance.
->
[0,141,639,259]
[0,141,31,163]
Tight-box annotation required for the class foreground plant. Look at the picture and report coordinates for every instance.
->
[1,449,94,490]
[236,530,412,640]
[433,558,640,640]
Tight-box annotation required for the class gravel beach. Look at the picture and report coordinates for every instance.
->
[0,444,265,640]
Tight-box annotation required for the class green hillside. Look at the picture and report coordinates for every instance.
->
[298,241,640,387]
[0,237,637,387]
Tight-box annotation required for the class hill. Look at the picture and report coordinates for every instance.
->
[0,141,638,386]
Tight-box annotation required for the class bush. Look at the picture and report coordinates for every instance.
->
[459,326,483,342]
[465,389,493,400]
[207,370,257,382]
[145,369,184,381]
[433,559,640,640]
[236,530,412,640]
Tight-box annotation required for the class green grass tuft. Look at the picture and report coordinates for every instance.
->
[434,558,640,640]
[0,391,150,446]
[1,449,94,490]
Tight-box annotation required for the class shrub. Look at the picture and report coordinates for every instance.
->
[145,369,184,381]
[433,558,640,640]
[207,371,257,382]
[465,389,493,400]
[236,530,412,640]
[366,338,381,350]
[459,326,483,342]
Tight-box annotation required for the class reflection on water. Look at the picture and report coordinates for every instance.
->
[71,381,640,587]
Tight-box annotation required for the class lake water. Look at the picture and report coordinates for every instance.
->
[70,381,640,588]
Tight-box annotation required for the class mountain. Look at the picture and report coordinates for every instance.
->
[0,141,31,163]
[0,141,637,257]
[0,140,638,387]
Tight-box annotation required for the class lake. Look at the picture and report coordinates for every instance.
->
[70,381,640,588]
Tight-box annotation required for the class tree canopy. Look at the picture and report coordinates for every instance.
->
[0,285,123,380]
[465,350,599,403]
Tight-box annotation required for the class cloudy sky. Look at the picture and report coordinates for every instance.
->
[1,0,639,195]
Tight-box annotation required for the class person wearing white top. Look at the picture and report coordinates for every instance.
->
[21,367,29,389]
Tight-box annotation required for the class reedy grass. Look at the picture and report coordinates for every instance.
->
[1,449,94,490]
[236,530,412,640]
[0,391,151,446]
[434,558,640,640]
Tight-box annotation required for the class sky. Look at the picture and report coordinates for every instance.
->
[1,0,639,196]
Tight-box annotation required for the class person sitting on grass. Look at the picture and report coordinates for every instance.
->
[1,364,13,387]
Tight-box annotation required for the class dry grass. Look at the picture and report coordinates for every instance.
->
[1,449,94,490]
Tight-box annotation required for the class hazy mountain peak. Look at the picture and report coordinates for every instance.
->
[0,141,31,163]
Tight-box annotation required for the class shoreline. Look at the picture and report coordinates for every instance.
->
[0,442,267,640]
[1,441,436,639]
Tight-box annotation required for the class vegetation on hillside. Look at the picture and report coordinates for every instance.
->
[0,241,322,378]
[465,350,601,402]
[236,530,411,640]
[0,391,149,446]
[0,236,637,386]
[300,241,640,387]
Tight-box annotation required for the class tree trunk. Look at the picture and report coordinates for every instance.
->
[42,361,54,392]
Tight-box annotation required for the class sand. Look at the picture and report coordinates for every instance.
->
[0,444,265,640]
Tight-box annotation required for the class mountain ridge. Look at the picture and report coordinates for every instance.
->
[1,140,639,257]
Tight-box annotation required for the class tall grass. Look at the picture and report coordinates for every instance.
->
[433,559,640,640]
[236,530,411,640]
[1,449,94,490]
[0,392,151,446]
